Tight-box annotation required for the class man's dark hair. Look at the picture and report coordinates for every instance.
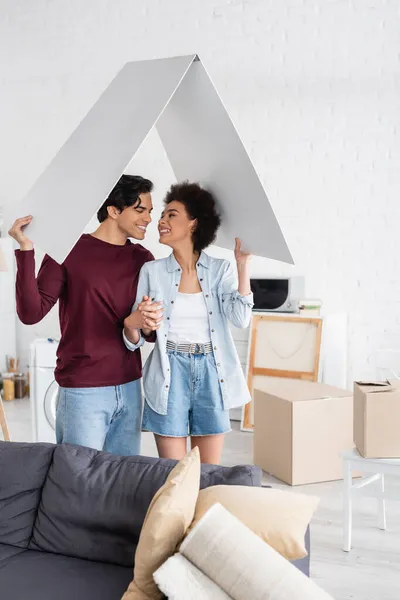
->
[164,181,221,253]
[97,174,153,223]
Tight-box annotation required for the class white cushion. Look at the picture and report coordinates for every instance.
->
[180,503,334,600]
[154,553,231,600]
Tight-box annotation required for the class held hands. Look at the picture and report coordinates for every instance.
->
[8,216,34,251]
[138,296,164,333]
[124,297,164,341]
[234,237,252,265]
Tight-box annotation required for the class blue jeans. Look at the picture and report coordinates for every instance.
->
[142,350,231,437]
[56,380,142,456]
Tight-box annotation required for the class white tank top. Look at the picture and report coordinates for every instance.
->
[168,292,211,344]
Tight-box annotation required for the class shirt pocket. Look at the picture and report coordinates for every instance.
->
[149,289,163,303]
[210,290,223,313]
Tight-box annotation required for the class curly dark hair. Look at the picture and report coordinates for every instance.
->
[97,174,153,222]
[164,182,221,253]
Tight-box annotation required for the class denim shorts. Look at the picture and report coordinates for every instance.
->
[142,349,231,437]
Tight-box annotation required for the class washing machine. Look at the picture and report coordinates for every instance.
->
[30,339,59,443]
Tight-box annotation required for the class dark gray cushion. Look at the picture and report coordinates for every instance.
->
[0,543,26,561]
[0,544,132,600]
[0,442,54,548]
[30,443,261,566]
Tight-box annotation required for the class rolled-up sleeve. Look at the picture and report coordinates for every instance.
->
[220,261,254,328]
[123,328,145,352]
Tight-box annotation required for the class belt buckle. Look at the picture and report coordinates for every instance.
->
[193,343,202,355]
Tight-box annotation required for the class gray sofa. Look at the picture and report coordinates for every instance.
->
[0,441,310,600]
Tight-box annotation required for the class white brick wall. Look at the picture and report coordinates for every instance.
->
[0,0,399,383]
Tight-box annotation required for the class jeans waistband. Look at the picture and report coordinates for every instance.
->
[166,341,213,355]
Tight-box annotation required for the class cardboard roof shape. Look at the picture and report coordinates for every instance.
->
[15,54,293,265]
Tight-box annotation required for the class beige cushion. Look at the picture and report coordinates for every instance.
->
[187,485,319,561]
[122,447,201,600]
[121,580,151,600]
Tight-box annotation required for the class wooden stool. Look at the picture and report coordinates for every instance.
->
[0,396,11,441]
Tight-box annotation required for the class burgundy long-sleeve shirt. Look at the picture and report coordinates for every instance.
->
[15,234,154,388]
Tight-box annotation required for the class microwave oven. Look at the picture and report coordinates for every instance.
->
[250,277,305,313]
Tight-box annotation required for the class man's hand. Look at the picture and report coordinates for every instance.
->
[8,216,34,251]
[124,296,164,342]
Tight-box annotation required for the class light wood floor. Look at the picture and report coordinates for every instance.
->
[3,398,400,600]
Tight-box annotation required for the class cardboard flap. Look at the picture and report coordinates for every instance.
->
[355,380,390,387]
[355,380,396,394]
[254,377,351,402]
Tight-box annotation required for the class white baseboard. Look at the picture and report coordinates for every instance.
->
[230,408,242,422]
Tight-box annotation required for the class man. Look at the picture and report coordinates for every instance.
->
[9,174,162,455]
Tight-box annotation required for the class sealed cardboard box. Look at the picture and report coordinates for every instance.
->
[253,377,354,485]
[354,380,400,458]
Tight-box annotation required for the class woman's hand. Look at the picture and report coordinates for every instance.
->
[138,297,164,335]
[234,238,252,296]
[234,237,252,265]
[124,297,164,342]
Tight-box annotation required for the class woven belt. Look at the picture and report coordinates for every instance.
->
[166,341,213,355]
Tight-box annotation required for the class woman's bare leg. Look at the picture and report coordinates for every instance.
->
[191,434,225,464]
[155,435,188,460]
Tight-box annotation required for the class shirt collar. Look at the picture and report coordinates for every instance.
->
[167,251,210,272]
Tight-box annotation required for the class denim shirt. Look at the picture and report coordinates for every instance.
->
[124,251,253,416]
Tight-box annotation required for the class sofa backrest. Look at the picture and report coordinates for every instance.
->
[0,442,261,567]
[0,442,55,549]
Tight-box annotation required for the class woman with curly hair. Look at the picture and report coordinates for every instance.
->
[123,182,253,464]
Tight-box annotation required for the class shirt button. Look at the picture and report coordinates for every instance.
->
[217,363,221,367]
[167,317,170,320]
[214,346,217,350]
[177,268,181,271]
[175,283,178,287]
[200,278,203,282]
[205,294,209,298]
[166,385,169,388]
[209,311,212,315]
[211,329,215,333]
[220,379,224,383]
[171,301,174,304]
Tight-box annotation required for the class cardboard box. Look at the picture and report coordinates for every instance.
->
[354,380,400,458]
[253,378,354,485]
